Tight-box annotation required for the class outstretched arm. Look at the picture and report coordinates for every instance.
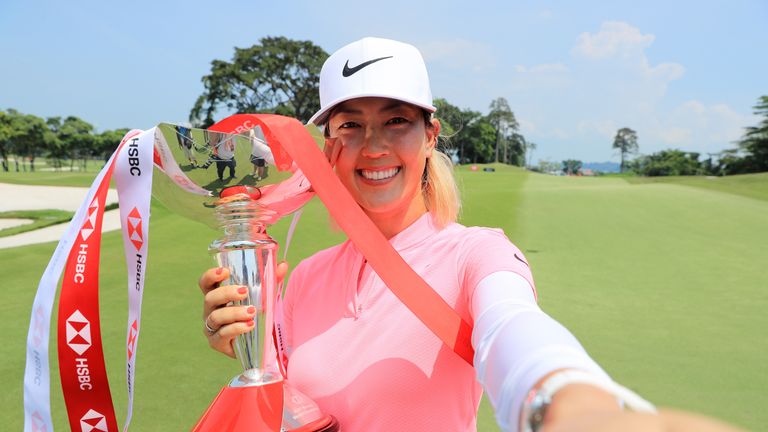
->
[471,271,742,432]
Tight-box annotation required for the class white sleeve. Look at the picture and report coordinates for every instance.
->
[471,271,610,432]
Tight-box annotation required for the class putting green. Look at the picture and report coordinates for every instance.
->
[2,169,765,430]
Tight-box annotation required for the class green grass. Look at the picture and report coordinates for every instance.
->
[2,168,766,430]
[0,209,74,237]
[0,162,108,187]
[513,173,766,430]
[625,172,768,202]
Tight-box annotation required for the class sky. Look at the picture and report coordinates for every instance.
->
[1,0,766,164]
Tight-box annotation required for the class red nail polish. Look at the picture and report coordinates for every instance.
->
[247,306,256,314]
[247,319,255,327]
[238,287,247,295]
[215,268,223,275]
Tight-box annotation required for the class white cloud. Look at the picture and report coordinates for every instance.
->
[572,21,655,59]
[646,100,755,152]
[419,39,495,72]
[645,61,685,81]
[658,127,692,144]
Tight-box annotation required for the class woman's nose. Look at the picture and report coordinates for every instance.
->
[361,127,388,157]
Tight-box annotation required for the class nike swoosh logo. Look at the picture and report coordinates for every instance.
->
[342,56,393,77]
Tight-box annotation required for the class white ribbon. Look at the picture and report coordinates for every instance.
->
[23,128,155,431]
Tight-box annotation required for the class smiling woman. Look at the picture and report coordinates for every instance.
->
[324,98,439,238]
[197,37,742,432]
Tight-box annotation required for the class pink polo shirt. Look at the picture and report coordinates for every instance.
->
[282,213,535,431]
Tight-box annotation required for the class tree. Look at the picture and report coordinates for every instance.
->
[537,160,561,174]
[0,110,12,171]
[190,36,328,127]
[526,141,537,167]
[433,98,465,161]
[58,116,95,170]
[630,149,703,176]
[612,127,638,173]
[736,95,768,172]
[487,97,520,163]
[562,159,582,175]
[4,110,48,172]
[95,128,130,162]
[44,117,67,169]
[454,111,496,164]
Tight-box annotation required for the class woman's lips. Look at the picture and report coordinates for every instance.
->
[358,167,401,181]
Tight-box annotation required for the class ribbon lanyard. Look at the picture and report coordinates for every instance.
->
[24,129,154,432]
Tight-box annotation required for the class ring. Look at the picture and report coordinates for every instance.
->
[204,315,218,335]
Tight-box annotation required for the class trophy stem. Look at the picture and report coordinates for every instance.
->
[210,196,281,385]
[202,192,338,431]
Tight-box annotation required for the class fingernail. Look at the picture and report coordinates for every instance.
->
[247,306,256,314]
[247,319,255,327]
[215,268,223,275]
[237,286,247,295]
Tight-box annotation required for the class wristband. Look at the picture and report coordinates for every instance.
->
[520,369,656,432]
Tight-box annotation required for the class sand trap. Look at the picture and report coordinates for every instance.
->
[0,182,120,249]
[0,218,34,229]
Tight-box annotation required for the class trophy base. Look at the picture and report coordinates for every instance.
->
[285,414,339,432]
[194,378,339,432]
[193,381,283,432]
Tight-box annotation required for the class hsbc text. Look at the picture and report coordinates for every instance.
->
[75,358,93,390]
[134,253,143,291]
[74,244,88,284]
[128,138,141,176]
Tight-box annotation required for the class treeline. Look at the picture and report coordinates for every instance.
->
[0,109,128,172]
[623,96,768,177]
[2,36,531,173]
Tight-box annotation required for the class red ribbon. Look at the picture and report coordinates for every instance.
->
[210,114,475,365]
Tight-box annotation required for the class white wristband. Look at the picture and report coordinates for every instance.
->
[520,369,657,432]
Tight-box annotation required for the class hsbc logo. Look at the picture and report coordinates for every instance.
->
[80,198,99,242]
[32,305,45,347]
[80,409,108,432]
[127,320,138,360]
[31,411,48,432]
[126,207,144,251]
[66,310,92,355]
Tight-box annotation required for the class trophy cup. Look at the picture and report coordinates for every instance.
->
[151,116,339,431]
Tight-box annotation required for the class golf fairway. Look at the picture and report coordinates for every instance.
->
[2,170,765,430]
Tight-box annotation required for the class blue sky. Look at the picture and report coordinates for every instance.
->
[1,0,766,163]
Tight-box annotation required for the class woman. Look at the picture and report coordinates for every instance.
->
[199,38,739,431]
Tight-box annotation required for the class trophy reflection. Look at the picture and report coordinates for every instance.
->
[151,116,339,432]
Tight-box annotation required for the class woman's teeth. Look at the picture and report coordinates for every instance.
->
[360,167,400,181]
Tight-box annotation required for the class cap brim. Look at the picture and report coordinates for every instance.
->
[308,94,437,126]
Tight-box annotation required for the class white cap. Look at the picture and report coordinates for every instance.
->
[308,37,436,126]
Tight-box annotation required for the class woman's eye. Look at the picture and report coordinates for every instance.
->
[386,117,409,125]
[338,121,360,129]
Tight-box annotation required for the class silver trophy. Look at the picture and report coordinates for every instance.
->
[151,118,339,431]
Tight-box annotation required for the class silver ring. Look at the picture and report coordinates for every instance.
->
[204,315,218,335]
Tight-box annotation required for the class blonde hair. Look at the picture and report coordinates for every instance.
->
[423,145,461,227]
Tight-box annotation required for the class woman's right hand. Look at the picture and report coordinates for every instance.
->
[199,267,256,358]
[198,263,289,358]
